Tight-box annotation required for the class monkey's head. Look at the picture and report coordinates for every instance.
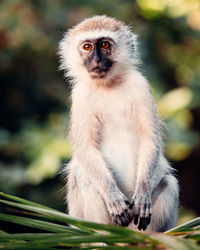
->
[59,16,138,85]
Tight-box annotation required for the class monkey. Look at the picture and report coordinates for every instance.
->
[59,15,179,232]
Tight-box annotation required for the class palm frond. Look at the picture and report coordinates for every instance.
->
[0,192,199,249]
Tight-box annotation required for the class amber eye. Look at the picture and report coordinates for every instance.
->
[83,43,93,51]
[101,41,110,49]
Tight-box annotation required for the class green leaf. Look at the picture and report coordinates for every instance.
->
[185,231,200,243]
[0,214,85,234]
[26,234,143,245]
[0,233,54,241]
[150,233,199,250]
[0,192,56,211]
[0,230,8,234]
[0,199,95,234]
[0,198,148,240]
[0,243,56,250]
[166,217,200,233]
[70,247,149,250]
[1,193,200,249]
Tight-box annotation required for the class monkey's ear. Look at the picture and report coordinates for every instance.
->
[125,30,140,65]
[126,31,138,54]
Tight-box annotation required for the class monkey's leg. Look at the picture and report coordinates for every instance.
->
[67,177,110,247]
[82,186,112,224]
[66,174,84,218]
[82,189,110,247]
[149,175,179,232]
[66,164,111,223]
[128,175,179,232]
[68,182,112,224]
[66,159,131,226]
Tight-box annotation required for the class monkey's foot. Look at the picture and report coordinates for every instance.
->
[130,194,152,231]
[106,193,132,227]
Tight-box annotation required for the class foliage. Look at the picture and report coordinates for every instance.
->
[0,192,199,249]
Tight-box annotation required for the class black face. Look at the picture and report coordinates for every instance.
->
[79,38,115,79]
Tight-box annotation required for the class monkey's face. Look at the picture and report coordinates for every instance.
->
[78,38,115,79]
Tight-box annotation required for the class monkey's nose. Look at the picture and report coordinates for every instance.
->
[90,59,102,70]
[93,52,101,64]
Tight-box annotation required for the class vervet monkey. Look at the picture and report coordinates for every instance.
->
[59,15,179,232]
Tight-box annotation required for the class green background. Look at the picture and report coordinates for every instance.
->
[0,0,200,226]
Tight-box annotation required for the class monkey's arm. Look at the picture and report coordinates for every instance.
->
[131,92,161,231]
[70,104,132,226]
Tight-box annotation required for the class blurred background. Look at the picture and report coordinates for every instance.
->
[0,0,200,225]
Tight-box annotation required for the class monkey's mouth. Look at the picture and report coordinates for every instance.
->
[91,66,109,73]
[89,66,108,78]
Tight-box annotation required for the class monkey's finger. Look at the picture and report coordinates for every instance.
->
[138,217,144,230]
[116,200,125,215]
[138,217,148,231]
[112,214,121,225]
[133,205,140,225]
[117,203,131,225]
[112,214,118,225]
[134,204,140,218]
[145,214,151,226]
[129,201,134,209]
[145,205,152,221]
[137,206,148,229]
[108,203,119,217]
[139,214,152,231]
[143,217,150,230]
[125,200,130,206]
[115,215,123,226]
[134,215,139,225]
[124,209,131,221]
[120,212,130,227]
[138,203,151,230]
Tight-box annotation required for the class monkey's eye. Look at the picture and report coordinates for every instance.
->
[101,41,110,49]
[82,43,93,51]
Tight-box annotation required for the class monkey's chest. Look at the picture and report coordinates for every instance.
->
[100,110,137,198]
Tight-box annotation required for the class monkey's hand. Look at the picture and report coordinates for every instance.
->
[105,189,132,227]
[130,192,152,231]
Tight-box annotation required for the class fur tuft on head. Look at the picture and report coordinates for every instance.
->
[58,15,139,85]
